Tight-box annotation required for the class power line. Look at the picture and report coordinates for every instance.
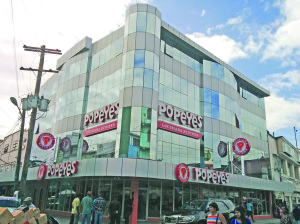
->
[10,0,20,97]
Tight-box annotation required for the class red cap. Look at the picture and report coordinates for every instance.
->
[87,191,91,194]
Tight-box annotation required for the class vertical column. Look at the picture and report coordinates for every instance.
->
[130,178,139,224]
[283,160,288,175]
[117,4,161,159]
[291,164,295,178]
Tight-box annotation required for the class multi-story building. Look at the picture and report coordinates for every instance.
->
[0,129,28,196]
[0,4,293,222]
[268,132,300,212]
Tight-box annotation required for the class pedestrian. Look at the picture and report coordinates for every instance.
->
[81,191,93,224]
[206,202,227,224]
[93,193,106,224]
[124,192,134,224]
[24,197,35,208]
[70,193,80,224]
[108,195,121,224]
[246,200,255,223]
[280,208,292,224]
[293,204,300,224]
[230,207,251,224]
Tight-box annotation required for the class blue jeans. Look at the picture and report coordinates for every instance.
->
[81,213,91,224]
[94,211,104,224]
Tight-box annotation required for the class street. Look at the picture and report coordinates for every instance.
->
[50,214,281,224]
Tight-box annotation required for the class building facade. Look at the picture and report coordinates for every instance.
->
[268,133,300,212]
[0,4,293,223]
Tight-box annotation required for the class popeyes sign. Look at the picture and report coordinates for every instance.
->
[158,103,202,129]
[175,163,229,184]
[84,102,119,126]
[37,161,79,181]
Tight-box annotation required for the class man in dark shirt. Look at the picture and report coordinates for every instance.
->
[108,195,121,224]
[293,204,300,224]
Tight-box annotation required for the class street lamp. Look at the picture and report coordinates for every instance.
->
[10,97,26,191]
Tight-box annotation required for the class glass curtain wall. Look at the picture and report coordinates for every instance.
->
[119,5,161,159]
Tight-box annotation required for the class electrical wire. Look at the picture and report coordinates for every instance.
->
[10,0,20,97]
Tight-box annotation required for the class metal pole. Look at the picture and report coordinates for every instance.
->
[19,45,45,199]
[294,127,298,148]
[14,109,26,190]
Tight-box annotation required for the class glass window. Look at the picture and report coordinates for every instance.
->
[146,12,156,34]
[204,88,211,103]
[136,12,147,32]
[164,70,173,88]
[144,69,153,88]
[128,12,137,34]
[211,91,219,106]
[181,79,188,95]
[133,68,144,86]
[148,181,161,217]
[153,72,159,92]
[204,102,212,117]
[211,104,219,120]
[134,50,145,68]
[162,182,173,212]
[126,51,134,69]
[175,182,183,210]
[145,51,154,70]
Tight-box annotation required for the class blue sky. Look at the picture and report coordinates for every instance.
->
[0,0,299,148]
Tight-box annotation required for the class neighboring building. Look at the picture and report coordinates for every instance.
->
[268,132,300,212]
[0,4,293,222]
[0,129,28,196]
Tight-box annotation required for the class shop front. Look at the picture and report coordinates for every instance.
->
[24,158,292,223]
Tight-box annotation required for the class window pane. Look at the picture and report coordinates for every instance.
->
[145,51,154,69]
[133,68,144,86]
[136,12,147,32]
[148,181,161,217]
[134,50,145,68]
[162,182,173,212]
[128,13,137,34]
[144,69,153,88]
[146,13,156,34]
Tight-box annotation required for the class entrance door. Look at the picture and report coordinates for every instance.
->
[137,189,147,221]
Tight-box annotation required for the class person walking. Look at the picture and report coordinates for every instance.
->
[81,191,93,224]
[124,192,134,224]
[70,193,80,224]
[24,197,35,208]
[93,194,106,224]
[293,204,300,224]
[108,195,121,224]
[206,202,227,224]
[246,200,255,223]
[230,207,251,224]
[280,208,292,224]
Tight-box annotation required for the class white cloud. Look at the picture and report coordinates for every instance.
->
[262,0,300,62]
[265,95,300,131]
[201,9,206,17]
[186,33,247,63]
[259,69,300,131]
[258,70,300,94]
[0,0,150,139]
[226,16,243,25]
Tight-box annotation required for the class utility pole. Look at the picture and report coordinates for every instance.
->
[18,45,61,200]
[294,127,298,148]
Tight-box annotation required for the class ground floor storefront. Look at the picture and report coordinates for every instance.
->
[0,158,293,223]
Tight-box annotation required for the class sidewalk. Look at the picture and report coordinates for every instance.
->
[50,214,281,224]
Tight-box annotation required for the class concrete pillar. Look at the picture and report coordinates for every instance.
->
[130,178,139,224]
[283,160,288,175]
[291,164,295,178]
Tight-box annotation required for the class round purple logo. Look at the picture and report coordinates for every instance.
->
[218,141,227,158]
[60,137,71,153]
[175,163,190,183]
[232,138,251,156]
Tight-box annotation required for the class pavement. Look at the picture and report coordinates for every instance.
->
[49,214,282,224]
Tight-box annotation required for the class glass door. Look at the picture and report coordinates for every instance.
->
[138,189,148,221]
